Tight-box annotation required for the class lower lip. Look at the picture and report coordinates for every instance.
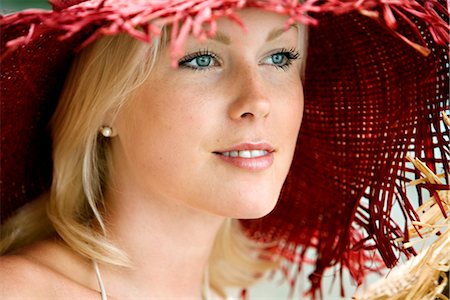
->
[215,153,274,171]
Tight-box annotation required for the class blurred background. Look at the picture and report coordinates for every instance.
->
[1,0,51,12]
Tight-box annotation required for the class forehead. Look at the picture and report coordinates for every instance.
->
[210,8,296,42]
[160,8,297,43]
[154,8,304,65]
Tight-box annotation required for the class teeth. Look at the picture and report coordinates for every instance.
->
[221,150,268,158]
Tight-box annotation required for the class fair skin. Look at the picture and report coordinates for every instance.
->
[0,9,304,299]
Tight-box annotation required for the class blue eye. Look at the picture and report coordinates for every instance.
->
[194,55,212,67]
[178,51,219,70]
[264,49,300,70]
[271,53,287,65]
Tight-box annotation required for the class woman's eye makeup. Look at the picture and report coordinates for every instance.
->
[263,48,300,70]
[178,49,220,70]
[177,47,300,71]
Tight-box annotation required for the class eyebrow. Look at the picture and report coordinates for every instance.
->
[211,31,231,45]
[210,24,299,45]
[266,24,299,42]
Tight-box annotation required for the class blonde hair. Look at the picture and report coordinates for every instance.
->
[1,27,305,295]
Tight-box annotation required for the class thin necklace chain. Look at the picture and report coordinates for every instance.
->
[93,260,108,300]
[92,260,212,300]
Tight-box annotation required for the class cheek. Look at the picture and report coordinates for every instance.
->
[278,79,304,142]
[120,92,212,175]
[292,83,304,132]
[113,101,211,205]
[274,80,304,178]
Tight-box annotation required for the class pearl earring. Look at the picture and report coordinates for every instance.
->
[100,126,113,137]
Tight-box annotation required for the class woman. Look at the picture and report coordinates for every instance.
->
[1,0,448,299]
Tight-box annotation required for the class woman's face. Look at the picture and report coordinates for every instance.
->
[111,9,304,219]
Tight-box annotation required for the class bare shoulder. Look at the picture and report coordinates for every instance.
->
[0,252,54,298]
[0,240,100,299]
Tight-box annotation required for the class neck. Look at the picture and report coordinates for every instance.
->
[99,184,224,299]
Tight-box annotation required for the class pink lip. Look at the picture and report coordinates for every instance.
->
[215,142,275,153]
[213,142,275,171]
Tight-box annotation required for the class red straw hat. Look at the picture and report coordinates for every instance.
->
[1,0,449,296]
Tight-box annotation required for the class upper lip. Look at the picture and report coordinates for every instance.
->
[213,142,275,154]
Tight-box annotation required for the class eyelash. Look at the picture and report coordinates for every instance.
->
[177,48,301,71]
[178,49,220,71]
[268,47,301,71]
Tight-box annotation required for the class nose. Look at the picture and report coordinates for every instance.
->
[227,67,271,121]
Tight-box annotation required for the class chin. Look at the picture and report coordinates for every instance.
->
[227,187,281,219]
